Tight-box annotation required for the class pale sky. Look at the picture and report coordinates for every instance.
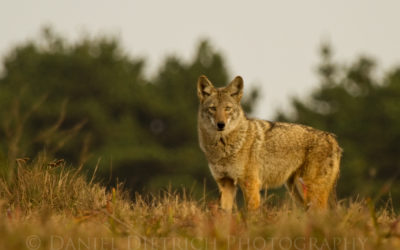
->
[1,1,400,118]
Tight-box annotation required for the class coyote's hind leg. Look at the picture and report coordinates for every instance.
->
[285,173,306,206]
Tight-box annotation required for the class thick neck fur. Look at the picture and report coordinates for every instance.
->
[198,110,249,162]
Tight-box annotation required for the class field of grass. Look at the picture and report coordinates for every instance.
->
[0,156,399,250]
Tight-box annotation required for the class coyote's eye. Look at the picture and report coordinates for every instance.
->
[208,107,216,112]
[225,106,232,112]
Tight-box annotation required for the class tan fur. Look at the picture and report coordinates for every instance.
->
[197,75,341,211]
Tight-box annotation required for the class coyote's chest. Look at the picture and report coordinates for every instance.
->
[204,135,238,158]
[202,132,248,182]
[208,162,244,184]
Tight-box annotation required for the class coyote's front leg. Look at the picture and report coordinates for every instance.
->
[217,177,236,212]
[240,174,261,211]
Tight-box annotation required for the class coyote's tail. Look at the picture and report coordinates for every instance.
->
[329,146,342,208]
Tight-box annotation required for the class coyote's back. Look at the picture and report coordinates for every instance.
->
[197,75,341,211]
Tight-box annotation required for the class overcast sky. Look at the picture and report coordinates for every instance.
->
[1,1,400,118]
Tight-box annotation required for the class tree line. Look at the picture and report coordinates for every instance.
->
[0,28,398,204]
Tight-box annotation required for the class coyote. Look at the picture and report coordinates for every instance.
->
[197,75,341,211]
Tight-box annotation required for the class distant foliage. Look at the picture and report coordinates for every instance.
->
[276,45,400,202]
[2,28,399,203]
[0,28,259,195]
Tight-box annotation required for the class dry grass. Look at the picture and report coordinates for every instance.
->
[0,157,399,250]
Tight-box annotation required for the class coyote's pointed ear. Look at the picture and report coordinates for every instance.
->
[227,76,244,102]
[197,75,216,102]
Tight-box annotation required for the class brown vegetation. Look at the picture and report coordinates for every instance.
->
[0,157,399,250]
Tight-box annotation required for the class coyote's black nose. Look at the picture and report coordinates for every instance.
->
[217,122,225,130]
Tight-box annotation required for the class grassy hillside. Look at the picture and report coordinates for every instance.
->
[0,157,399,250]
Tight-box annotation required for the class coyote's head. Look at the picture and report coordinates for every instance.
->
[197,75,244,133]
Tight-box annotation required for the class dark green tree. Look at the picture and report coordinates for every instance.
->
[0,28,259,196]
[276,45,400,203]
